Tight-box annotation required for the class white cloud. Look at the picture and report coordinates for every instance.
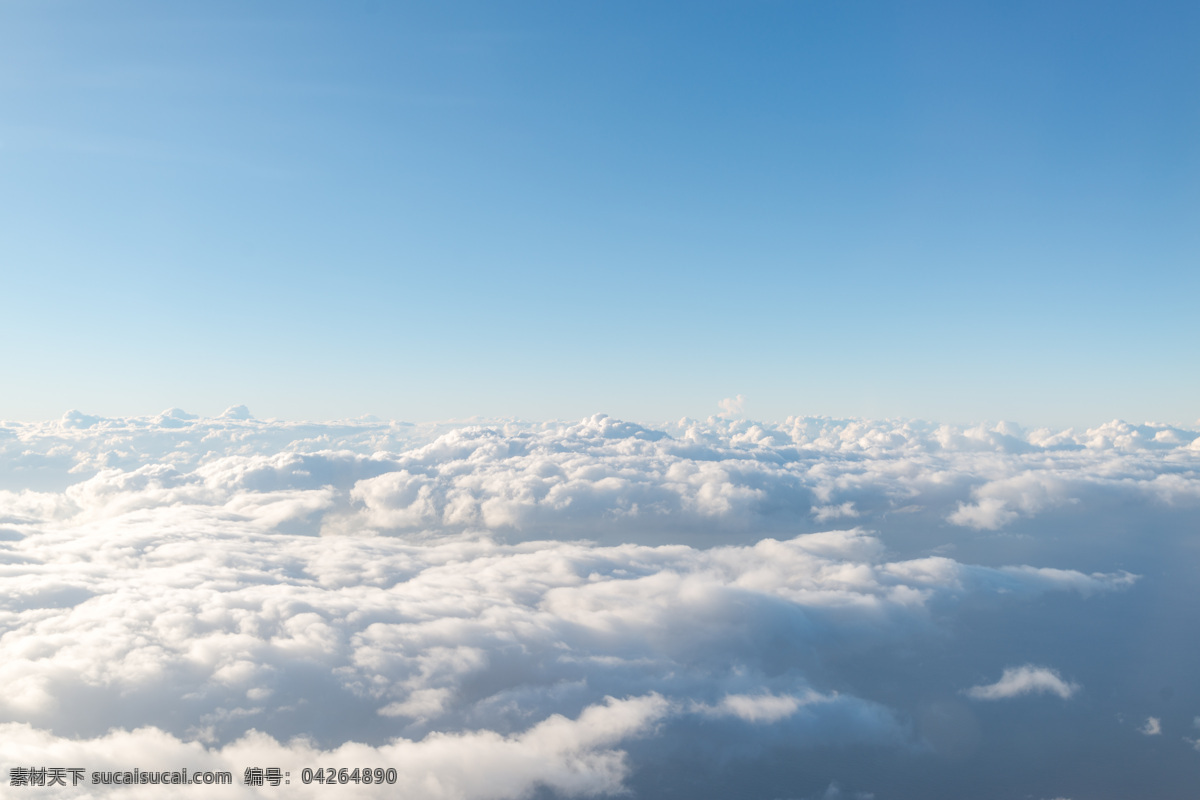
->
[964,666,1080,701]
[718,395,747,418]
[0,409,1193,796]
[4,411,1198,538]
[693,691,821,723]
[1139,717,1162,736]
[948,473,1073,530]
[813,502,859,522]
[0,694,667,799]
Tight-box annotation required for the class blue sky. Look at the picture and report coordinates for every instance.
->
[2,0,1196,425]
[3,9,1200,795]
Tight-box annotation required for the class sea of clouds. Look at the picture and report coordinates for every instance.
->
[2,407,1198,799]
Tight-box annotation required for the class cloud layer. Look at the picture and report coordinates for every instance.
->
[1,410,1197,798]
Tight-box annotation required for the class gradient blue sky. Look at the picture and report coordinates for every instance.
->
[2,0,1196,425]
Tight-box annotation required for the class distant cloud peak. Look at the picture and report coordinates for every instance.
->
[219,404,253,420]
[717,395,746,418]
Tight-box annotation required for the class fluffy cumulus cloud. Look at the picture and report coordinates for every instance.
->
[1,696,668,800]
[963,665,1080,701]
[0,410,1198,798]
